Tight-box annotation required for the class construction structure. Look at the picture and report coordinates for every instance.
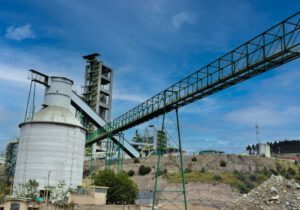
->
[13,69,138,200]
[82,53,114,159]
[14,76,87,196]
[83,11,300,209]
[131,125,168,157]
[11,11,300,209]
[82,53,113,123]
[85,12,300,147]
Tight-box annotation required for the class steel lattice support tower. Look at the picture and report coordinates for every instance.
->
[152,108,187,209]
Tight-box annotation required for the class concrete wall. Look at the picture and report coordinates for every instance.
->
[3,200,39,210]
[39,204,140,210]
[68,193,106,205]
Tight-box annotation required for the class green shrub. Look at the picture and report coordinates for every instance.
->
[269,168,278,176]
[233,170,240,176]
[220,160,227,167]
[294,175,300,181]
[127,170,135,177]
[294,160,298,165]
[191,157,197,162]
[139,165,151,176]
[249,174,258,181]
[184,168,192,173]
[200,167,206,173]
[284,171,292,179]
[237,182,247,193]
[15,179,39,199]
[0,182,10,196]
[244,179,254,189]
[94,169,138,204]
[83,168,90,177]
[287,167,296,176]
[262,167,269,176]
[213,173,222,181]
[280,168,286,176]
[133,158,140,164]
[237,172,247,182]
[158,169,168,176]
[275,162,282,173]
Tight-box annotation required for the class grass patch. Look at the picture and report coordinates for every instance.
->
[166,170,269,193]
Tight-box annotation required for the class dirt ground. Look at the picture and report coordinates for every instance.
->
[84,154,271,208]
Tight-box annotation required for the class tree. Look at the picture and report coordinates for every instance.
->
[4,141,18,183]
[251,144,255,155]
[139,165,151,175]
[25,179,39,199]
[94,169,138,204]
[15,179,39,199]
[246,145,252,155]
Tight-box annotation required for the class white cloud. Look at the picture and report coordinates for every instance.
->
[113,92,147,103]
[172,11,194,29]
[225,105,300,127]
[5,24,36,41]
[181,98,219,114]
[0,64,28,84]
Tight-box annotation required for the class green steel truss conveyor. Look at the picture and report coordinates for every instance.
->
[86,11,300,146]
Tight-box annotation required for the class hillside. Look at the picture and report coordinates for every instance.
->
[83,154,299,208]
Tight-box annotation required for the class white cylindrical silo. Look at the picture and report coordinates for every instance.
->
[13,76,87,196]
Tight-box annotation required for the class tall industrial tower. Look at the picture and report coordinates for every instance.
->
[82,53,113,124]
[82,53,114,156]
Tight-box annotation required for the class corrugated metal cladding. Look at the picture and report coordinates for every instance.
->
[13,77,86,195]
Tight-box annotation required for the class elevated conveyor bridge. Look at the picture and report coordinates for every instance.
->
[86,11,300,146]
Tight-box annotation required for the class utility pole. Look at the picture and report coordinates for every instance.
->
[46,171,50,204]
[255,121,260,144]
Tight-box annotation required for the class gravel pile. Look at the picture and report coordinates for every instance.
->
[223,176,300,210]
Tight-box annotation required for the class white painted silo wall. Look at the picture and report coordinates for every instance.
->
[14,122,85,192]
[13,76,87,196]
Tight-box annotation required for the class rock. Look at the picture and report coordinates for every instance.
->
[271,187,278,194]
[286,181,293,188]
[223,176,300,210]
[270,195,279,200]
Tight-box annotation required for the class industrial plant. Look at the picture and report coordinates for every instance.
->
[0,7,300,210]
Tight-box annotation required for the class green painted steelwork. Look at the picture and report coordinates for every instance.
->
[152,108,187,209]
[105,132,124,173]
[152,109,165,209]
[86,11,300,146]
[176,108,187,210]
[90,146,93,185]
[117,133,125,174]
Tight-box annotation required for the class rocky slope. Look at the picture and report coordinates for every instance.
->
[223,176,300,210]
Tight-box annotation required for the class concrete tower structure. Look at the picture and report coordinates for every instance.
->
[82,53,114,156]
[82,53,113,124]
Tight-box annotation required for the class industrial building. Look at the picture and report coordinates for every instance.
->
[131,125,168,157]
[82,53,114,159]
[12,69,137,200]
[13,76,87,196]
[7,11,300,209]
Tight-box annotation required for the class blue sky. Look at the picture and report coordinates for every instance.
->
[0,0,300,154]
